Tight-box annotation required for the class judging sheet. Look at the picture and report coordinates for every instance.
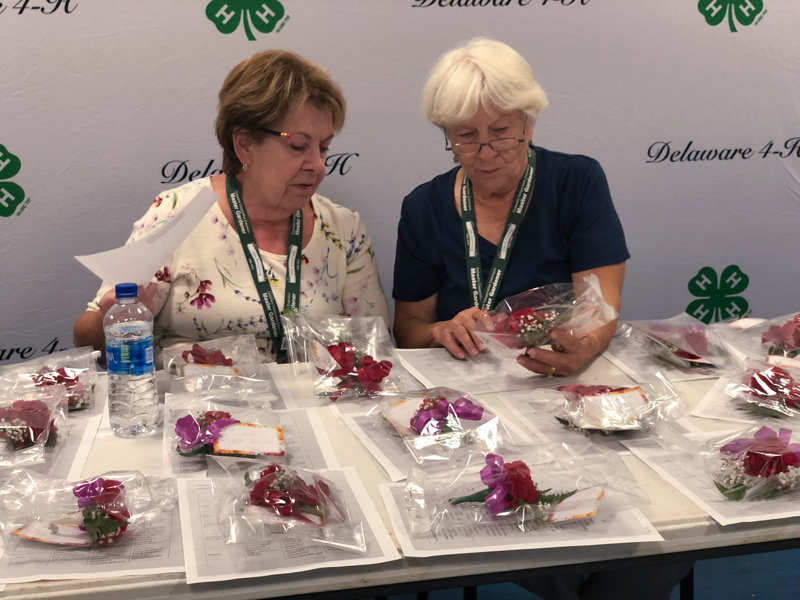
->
[0,506,184,583]
[178,468,400,583]
[162,408,337,477]
[398,348,560,394]
[691,377,762,424]
[623,437,800,526]
[380,484,662,558]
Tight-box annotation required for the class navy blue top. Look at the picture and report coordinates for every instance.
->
[393,146,630,322]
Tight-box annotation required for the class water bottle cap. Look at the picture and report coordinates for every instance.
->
[114,283,138,298]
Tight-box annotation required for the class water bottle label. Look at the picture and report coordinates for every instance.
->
[106,336,155,376]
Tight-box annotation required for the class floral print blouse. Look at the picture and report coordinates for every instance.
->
[88,177,389,363]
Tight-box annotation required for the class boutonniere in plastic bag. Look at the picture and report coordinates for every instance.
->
[708,425,800,501]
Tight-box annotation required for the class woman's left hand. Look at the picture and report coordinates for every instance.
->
[515,327,597,376]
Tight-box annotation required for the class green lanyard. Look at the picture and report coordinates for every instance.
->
[225,176,302,343]
[460,150,536,311]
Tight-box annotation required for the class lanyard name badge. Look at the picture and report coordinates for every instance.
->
[225,176,302,344]
[460,150,536,311]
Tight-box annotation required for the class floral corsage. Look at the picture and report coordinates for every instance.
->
[0,399,58,451]
[175,410,284,458]
[319,341,393,402]
[710,426,800,501]
[33,366,94,412]
[449,453,578,522]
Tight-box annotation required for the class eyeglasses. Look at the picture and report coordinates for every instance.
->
[259,128,293,139]
[446,136,526,157]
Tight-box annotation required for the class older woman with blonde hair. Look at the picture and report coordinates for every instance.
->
[393,38,628,376]
[75,49,388,361]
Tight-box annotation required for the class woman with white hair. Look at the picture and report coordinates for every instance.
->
[392,38,629,376]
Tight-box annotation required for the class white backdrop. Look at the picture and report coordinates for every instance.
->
[1,0,798,363]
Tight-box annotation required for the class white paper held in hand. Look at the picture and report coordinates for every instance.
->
[74,187,217,286]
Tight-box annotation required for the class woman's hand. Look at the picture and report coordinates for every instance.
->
[515,327,598,376]
[431,307,494,360]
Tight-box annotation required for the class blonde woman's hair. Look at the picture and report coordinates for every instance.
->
[422,38,548,130]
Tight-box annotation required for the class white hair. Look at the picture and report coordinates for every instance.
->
[422,38,548,130]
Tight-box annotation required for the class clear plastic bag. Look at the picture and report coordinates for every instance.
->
[0,347,100,412]
[0,386,67,468]
[161,334,262,393]
[405,443,646,536]
[166,393,283,461]
[474,274,617,361]
[626,314,734,374]
[761,313,800,365]
[723,360,800,419]
[372,387,514,463]
[703,422,800,501]
[0,470,175,546]
[553,375,685,433]
[210,457,366,552]
[282,314,419,402]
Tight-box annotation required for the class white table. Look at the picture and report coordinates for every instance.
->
[4,355,799,600]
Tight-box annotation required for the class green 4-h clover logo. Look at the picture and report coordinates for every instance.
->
[698,0,764,32]
[206,0,286,41]
[0,145,26,218]
[686,265,750,324]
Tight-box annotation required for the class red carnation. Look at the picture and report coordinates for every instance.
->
[746,366,800,408]
[504,460,540,506]
[203,410,232,425]
[356,356,392,393]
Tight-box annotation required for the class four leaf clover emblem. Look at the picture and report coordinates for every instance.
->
[206,0,286,40]
[686,265,750,324]
[0,145,25,218]
[698,0,764,32]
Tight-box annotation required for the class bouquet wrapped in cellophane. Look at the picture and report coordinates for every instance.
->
[161,334,264,393]
[0,470,174,547]
[282,314,420,403]
[209,457,366,552]
[0,347,100,412]
[552,374,685,433]
[474,275,617,361]
[0,386,67,468]
[405,443,646,536]
[372,387,515,463]
[703,422,800,501]
[626,313,734,374]
[723,360,800,419]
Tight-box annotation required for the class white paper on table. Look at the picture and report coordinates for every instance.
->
[177,468,400,584]
[75,187,217,286]
[338,413,410,483]
[623,436,800,526]
[380,484,661,558]
[264,362,300,410]
[162,406,336,477]
[0,505,184,583]
[398,348,564,394]
[691,377,757,424]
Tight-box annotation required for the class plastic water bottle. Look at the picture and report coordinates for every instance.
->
[103,283,160,437]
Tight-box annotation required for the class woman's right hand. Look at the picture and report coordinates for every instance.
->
[431,307,493,360]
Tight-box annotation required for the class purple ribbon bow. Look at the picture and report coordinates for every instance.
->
[73,477,123,508]
[721,426,800,456]
[411,397,484,435]
[175,414,239,453]
[480,453,510,515]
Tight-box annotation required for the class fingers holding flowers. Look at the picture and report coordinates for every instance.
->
[432,307,488,360]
